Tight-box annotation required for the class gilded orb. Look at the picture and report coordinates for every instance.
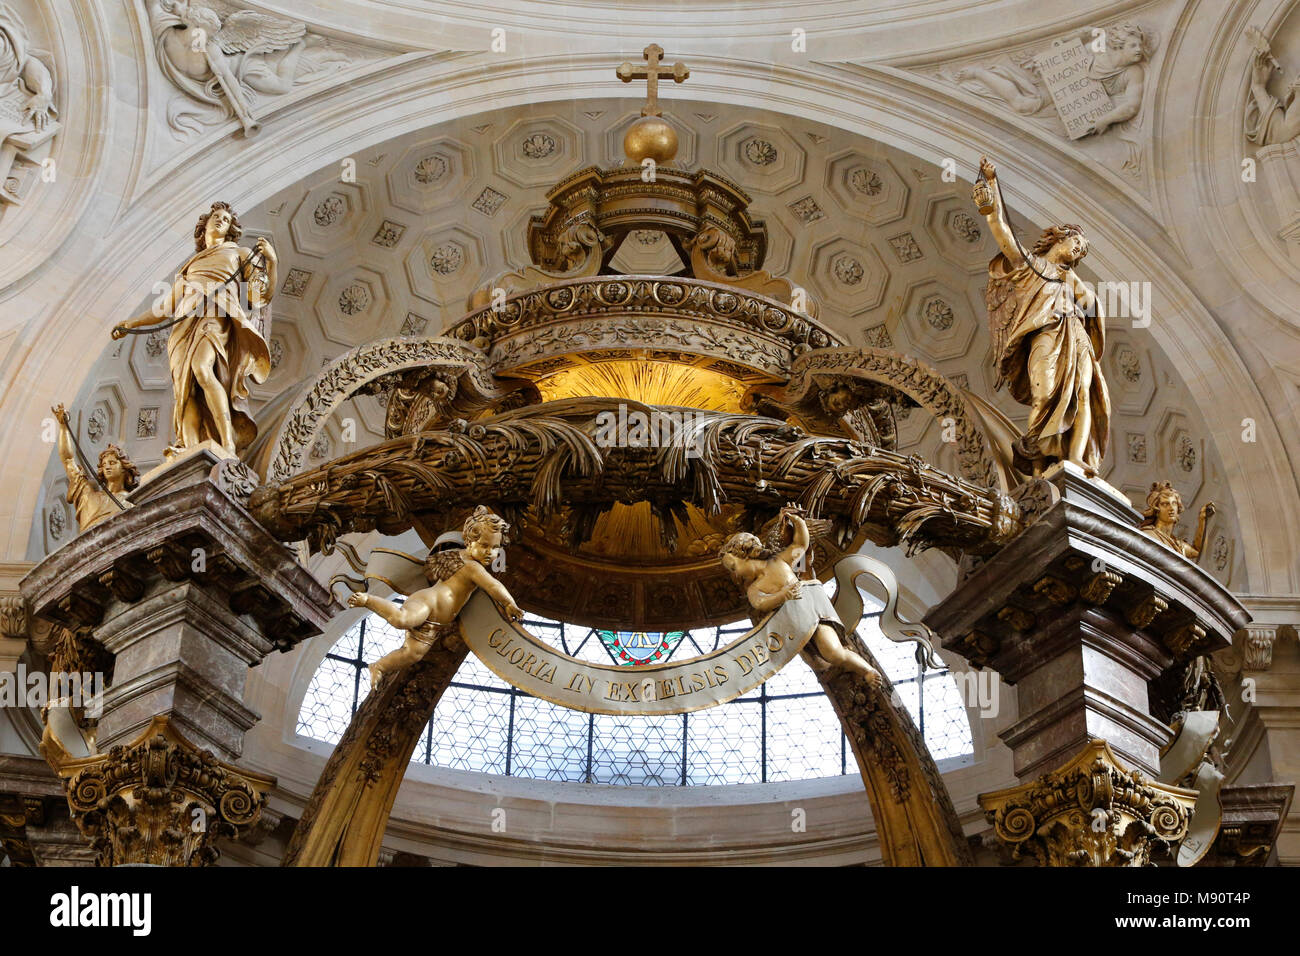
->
[624,115,678,163]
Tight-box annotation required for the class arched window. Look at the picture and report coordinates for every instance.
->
[297,595,974,785]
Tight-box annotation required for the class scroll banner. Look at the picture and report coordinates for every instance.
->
[460,582,824,716]
[458,553,926,716]
[1158,710,1224,868]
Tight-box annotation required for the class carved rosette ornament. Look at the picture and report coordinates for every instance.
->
[980,740,1196,866]
[45,716,271,867]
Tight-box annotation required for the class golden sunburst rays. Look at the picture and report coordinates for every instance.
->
[536,360,747,412]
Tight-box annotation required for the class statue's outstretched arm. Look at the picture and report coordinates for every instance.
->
[1191,503,1216,559]
[52,405,76,473]
[776,512,809,568]
[467,561,522,621]
[975,157,1025,268]
[113,277,180,338]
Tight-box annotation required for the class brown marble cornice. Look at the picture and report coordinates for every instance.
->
[20,463,336,652]
[926,485,1249,677]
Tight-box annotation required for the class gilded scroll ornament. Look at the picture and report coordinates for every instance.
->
[980,739,1195,866]
[43,714,271,867]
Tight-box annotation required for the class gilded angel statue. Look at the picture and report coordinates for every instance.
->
[973,156,1111,476]
[719,506,882,687]
[1138,481,1216,562]
[51,404,138,532]
[152,0,344,136]
[112,202,274,457]
[349,507,523,689]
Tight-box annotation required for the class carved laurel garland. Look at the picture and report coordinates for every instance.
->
[761,348,1001,489]
[265,337,504,483]
[251,403,1018,560]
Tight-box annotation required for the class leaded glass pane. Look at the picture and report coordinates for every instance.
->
[686,700,762,785]
[920,673,976,763]
[760,654,824,696]
[427,684,510,773]
[590,713,681,786]
[298,602,975,787]
[766,694,844,782]
[861,621,921,684]
[449,647,511,689]
[296,656,359,742]
[509,694,590,782]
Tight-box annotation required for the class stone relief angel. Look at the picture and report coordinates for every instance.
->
[1241,27,1300,261]
[0,3,53,134]
[0,4,58,206]
[1246,28,1300,148]
[151,0,348,137]
[950,21,1156,140]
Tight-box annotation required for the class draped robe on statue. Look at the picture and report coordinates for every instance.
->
[986,252,1110,470]
[166,240,272,452]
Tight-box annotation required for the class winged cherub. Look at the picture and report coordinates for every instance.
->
[350,507,523,689]
[975,156,1112,476]
[719,507,881,687]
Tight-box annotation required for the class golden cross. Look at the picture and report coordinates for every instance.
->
[616,44,689,117]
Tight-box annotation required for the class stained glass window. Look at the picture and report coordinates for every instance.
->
[296,591,975,785]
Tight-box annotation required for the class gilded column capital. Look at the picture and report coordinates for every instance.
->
[44,714,272,867]
[979,739,1196,866]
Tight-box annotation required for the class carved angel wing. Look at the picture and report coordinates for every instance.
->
[424,548,466,584]
[984,258,1021,389]
[216,10,306,55]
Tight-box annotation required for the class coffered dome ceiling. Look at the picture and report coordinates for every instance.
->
[33,96,1243,593]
